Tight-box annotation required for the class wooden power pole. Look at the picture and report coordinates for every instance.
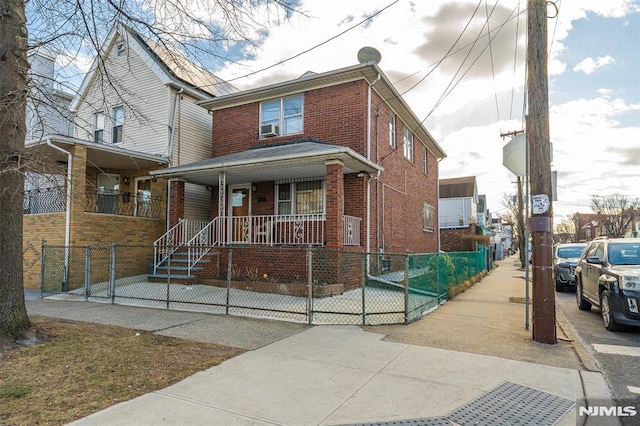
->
[527,0,556,344]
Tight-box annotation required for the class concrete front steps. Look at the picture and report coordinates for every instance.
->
[147,251,219,285]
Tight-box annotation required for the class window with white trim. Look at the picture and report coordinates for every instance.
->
[112,106,124,144]
[276,180,324,215]
[423,203,435,232]
[403,127,413,161]
[93,112,104,143]
[389,113,396,148]
[423,145,428,174]
[115,41,126,57]
[261,95,303,137]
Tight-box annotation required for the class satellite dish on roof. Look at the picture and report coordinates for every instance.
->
[357,47,381,65]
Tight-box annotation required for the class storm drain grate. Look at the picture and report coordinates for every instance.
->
[446,381,575,426]
[338,418,451,426]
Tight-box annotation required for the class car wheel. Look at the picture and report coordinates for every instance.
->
[601,290,622,331]
[555,277,564,292]
[576,279,591,311]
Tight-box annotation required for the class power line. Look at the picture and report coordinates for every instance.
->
[223,0,400,84]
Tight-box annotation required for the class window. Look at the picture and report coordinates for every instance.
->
[260,95,303,137]
[423,203,435,232]
[93,112,104,143]
[403,127,413,161]
[115,41,126,57]
[112,106,124,144]
[389,113,396,148]
[423,146,428,174]
[276,180,324,215]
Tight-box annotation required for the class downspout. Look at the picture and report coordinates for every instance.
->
[166,87,184,162]
[436,157,444,252]
[366,73,381,266]
[45,139,72,287]
[165,87,183,232]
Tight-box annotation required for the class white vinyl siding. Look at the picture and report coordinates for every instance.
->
[74,36,169,155]
[184,183,211,221]
[169,91,212,166]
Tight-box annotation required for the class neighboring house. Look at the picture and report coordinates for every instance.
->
[151,62,446,279]
[438,176,485,252]
[22,23,235,288]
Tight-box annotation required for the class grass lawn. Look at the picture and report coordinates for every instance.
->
[0,317,244,425]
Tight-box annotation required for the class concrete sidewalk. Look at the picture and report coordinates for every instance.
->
[25,258,616,425]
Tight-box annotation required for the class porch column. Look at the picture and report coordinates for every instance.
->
[168,178,185,228]
[325,160,344,248]
[68,144,87,243]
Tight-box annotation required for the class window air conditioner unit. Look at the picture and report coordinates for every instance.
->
[260,124,279,138]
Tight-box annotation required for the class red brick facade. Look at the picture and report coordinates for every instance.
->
[200,78,441,255]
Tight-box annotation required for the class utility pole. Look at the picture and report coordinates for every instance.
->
[527,0,556,344]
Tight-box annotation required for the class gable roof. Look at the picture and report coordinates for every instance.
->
[439,176,477,199]
[70,23,236,111]
[197,63,446,160]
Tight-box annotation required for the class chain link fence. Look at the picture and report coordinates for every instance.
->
[40,243,488,325]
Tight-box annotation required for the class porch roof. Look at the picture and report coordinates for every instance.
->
[25,134,170,170]
[150,139,383,186]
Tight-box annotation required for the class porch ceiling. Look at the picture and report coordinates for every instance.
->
[25,135,170,170]
[150,140,383,186]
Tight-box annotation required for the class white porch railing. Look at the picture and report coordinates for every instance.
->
[154,214,362,276]
[153,219,209,273]
[439,214,477,228]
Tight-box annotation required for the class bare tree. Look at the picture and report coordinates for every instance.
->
[0,0,31,342]
[554,217,576,244]
[591,193,640,238]
[1,0,295,342]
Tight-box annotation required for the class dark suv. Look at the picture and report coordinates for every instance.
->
[554,243,586,292]
[575,238,640,331]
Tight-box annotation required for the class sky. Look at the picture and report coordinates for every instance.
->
[205,0,640,225]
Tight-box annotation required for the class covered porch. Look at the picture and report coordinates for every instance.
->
[151,139,382,252]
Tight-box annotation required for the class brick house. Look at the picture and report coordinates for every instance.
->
[22,24,234,289]
[151,63,446,277]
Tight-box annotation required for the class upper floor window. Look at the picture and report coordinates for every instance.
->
[115,41,126,57]
[403,127,413,162]
[260,95,303,138]
[112,106,124,144]
[389,113,396,148]
[93,112,104,143]
[423,146,428,174]
[276,179,324,215]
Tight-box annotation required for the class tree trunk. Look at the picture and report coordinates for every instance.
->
[0,0,31,339]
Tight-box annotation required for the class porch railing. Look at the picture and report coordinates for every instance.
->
[23,188,65,214]
[153,219,209,273]
[85,190,164,218]
[155,214,361,276]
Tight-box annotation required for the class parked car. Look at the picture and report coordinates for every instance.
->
[575,238,640,331]
[553,243,587,292]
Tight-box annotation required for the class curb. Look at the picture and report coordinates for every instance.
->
[555,306,600,372]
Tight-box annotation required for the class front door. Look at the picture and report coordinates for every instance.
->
[229,185,251,243]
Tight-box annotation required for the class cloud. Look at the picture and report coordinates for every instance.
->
[573,55,616,74]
